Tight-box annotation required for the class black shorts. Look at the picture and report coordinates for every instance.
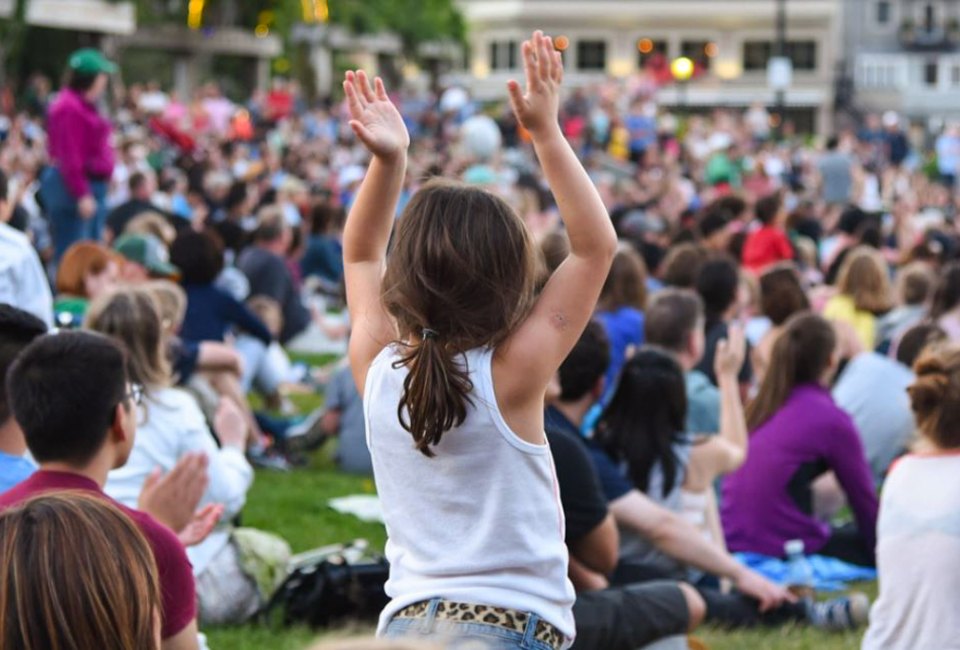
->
[571,580,689,650]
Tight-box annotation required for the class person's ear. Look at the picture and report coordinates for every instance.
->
[109,403,129,443]
[592,376,605,400]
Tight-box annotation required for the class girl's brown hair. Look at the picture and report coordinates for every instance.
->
[599,244,648,312]
[759,263,810,326]
[382,180,538,457]
[908,343,960,449]
[56,241,120,297]
[0,492,160,650]
[746,312,836,430]
[836,246,893,315]
[84,286,171,391]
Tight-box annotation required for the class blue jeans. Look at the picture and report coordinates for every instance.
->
[39,166,108,261]
[382,599,558,650]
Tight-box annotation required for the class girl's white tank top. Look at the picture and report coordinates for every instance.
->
[364,344,575,640]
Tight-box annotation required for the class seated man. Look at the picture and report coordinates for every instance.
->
[237,207,312,344]
[2,330,200,650]
[644,289,720,436]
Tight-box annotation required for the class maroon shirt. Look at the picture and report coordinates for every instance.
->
[47,88,115,198]
[0,470,197,639]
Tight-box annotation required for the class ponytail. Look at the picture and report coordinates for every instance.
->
[745,312,835,431]
[393,333,474,457]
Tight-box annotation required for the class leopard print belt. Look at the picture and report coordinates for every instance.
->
[394,599,566,649]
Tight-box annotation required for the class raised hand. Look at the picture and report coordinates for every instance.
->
[343,70,410,160]
[714,323,746,380]
[506,30,563,140]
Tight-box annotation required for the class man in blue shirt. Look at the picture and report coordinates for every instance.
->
[644,289,721,436]
[0,304,47,492]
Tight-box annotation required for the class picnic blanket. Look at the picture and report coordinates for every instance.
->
[734,552,877,592]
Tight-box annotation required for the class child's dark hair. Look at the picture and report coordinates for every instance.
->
[382,179,538,457]
[599,347,687,498]
[696,255,740,325]
[755,193,783,226]
[759,263,810,326]
[169,230,225,285]
[558,321,610,402]
[746,312,835,430]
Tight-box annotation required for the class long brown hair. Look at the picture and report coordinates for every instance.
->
[84,286,171,391]
[746,312,836,430]
[0,492,161,650]
[382,179,538,457]
[909,343,960,449]
[599,243,648,312]
[836,246,893,315]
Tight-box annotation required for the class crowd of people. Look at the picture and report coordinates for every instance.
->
[1,31,960,649]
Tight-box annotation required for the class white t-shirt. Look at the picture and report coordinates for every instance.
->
[0,223,52,327]
[862,453,960,650]
[105,387,253,575]
[365,345,575,641]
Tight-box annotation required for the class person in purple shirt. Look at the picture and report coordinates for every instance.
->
[722,313,879,567]
[39,49,116,260]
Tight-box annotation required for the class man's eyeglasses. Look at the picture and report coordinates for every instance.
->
[125,383,144,407]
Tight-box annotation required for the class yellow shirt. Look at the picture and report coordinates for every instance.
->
[824,294,876,351]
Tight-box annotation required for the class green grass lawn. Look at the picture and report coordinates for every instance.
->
[203,356,877,649]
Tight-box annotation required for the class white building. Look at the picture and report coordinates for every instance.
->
[456,0,843,134]
[847,0,960,126]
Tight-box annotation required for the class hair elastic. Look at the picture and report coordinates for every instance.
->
[422,328,439,340]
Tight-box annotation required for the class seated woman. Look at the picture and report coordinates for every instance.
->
[0,492,160,650]
[751,263,810,385]
[598,333,747,573]
[822,246,892,351]
[863,342,960,649]
[85,286,287,624]
[53,241,120,328]
[595,244,648,404]
[721,313,878,567]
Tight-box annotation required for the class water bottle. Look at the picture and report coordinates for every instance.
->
[784,539,815,599]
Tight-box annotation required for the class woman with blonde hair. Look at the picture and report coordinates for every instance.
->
[0,492,161,650]
[823,246,892,350]
[84,286,278,625]
[53,240,120,327]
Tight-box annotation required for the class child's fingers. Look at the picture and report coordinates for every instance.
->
[506,79,525,117]
[349,120,376,149]
[552,50,563,83]
[537,33,552,81]
[374,76,388,101]
[343,77,363,116]
[357,70,376,103]
[522,40,540,92]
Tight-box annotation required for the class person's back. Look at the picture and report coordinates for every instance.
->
[326,365,370,474]
[238,240,309,343]
[863,343,960,649]
[832,352,914,482]
[817,149,852,205]
[367,345,572,628]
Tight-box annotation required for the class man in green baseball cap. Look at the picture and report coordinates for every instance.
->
[114,233,181,282]
[68,48,118,75]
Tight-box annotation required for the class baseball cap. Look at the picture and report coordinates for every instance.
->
[68,48,118,76]
[114,234,179,279]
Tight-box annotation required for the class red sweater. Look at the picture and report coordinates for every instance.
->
[742,225,793,273]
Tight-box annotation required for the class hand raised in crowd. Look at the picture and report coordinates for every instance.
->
[137,452,215,542]
[176,503,225,548]
[506,30,564,141]
[734,566,797,612]
[714,323,746,380]
[214,396,249,450]
[343,70,410,161]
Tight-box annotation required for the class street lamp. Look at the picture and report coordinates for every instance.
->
[671,56,695,114]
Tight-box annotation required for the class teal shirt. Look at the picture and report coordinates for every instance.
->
[685,369,720,436]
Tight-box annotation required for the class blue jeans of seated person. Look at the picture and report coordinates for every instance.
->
[382,598,558,650]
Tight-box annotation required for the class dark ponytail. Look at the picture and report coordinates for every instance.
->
[393,335,473,458]
[745,312,835,430]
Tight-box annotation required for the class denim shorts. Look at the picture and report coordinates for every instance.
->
[382,598,561,650]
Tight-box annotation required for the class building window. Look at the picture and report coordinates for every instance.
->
[876,0,891,25]
[742,40,817,72]
[925,61,939,86]
[785,41,817,71]
[489,40,518,70]
[637,39,668,68]
[951,64,960,87]
[680,40,711,70]
[577,40,607,71]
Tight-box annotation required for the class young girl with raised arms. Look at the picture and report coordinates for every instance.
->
[341,31,617,650]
